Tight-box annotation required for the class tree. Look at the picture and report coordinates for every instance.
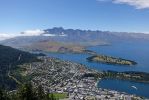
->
[17,83,36,100]
[0,83,51,100]
[0,88,10,100]
[36,85,48,100]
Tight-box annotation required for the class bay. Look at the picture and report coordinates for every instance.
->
[46,40,149,98]
[99,79,149,98]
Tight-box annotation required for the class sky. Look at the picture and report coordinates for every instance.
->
[0,0,149,37]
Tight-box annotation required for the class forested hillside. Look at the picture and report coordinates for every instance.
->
[0,45,41,90]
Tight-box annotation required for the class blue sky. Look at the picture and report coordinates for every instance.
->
[0,0,149,34]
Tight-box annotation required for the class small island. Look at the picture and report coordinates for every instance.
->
[87,55,137,66]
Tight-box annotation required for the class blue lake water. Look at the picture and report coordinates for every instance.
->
[99,79,149,98]
[47,40,149,72]
[46,40,149,98]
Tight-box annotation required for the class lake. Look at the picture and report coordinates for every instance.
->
[46,40,149,98]
[99,79,149,98]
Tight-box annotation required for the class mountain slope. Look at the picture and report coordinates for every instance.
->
[0,45,40,90]
[44,27,149,42]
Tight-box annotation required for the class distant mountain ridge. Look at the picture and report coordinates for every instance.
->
[44,27,149,42]
[0,27,149,49]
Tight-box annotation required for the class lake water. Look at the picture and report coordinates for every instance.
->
[46,40,149,98]
[99,79,149,98]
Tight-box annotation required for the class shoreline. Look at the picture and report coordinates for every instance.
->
[15,48,149,99]
[87,55,137,66]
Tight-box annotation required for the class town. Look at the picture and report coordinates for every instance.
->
[17,57,142,100]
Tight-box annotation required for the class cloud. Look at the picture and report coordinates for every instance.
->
[0,33,17,41]
[0,29,45,41]
[42,32,67,37]
[97,0,149,9]
[21,29,45,36]
[0,29,68,41]
[113,0,149,9]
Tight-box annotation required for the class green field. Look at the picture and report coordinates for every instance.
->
[49,93,68,100]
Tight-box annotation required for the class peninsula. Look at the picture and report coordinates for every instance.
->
[87,55,137,66]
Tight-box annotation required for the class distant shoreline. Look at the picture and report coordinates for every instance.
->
[87,55,137,66]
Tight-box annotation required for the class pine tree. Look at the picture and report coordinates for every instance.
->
[37,85,46,100]
[18,83,36,100]
[0,88,10,100]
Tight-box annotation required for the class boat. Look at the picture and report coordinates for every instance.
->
[131,86,138,90]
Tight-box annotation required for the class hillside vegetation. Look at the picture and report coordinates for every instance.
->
[0,45,41,90]
[0,83,58,100]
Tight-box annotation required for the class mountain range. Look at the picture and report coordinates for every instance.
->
[0,27,149,53]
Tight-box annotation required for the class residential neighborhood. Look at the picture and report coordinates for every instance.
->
[19,57,142,100]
